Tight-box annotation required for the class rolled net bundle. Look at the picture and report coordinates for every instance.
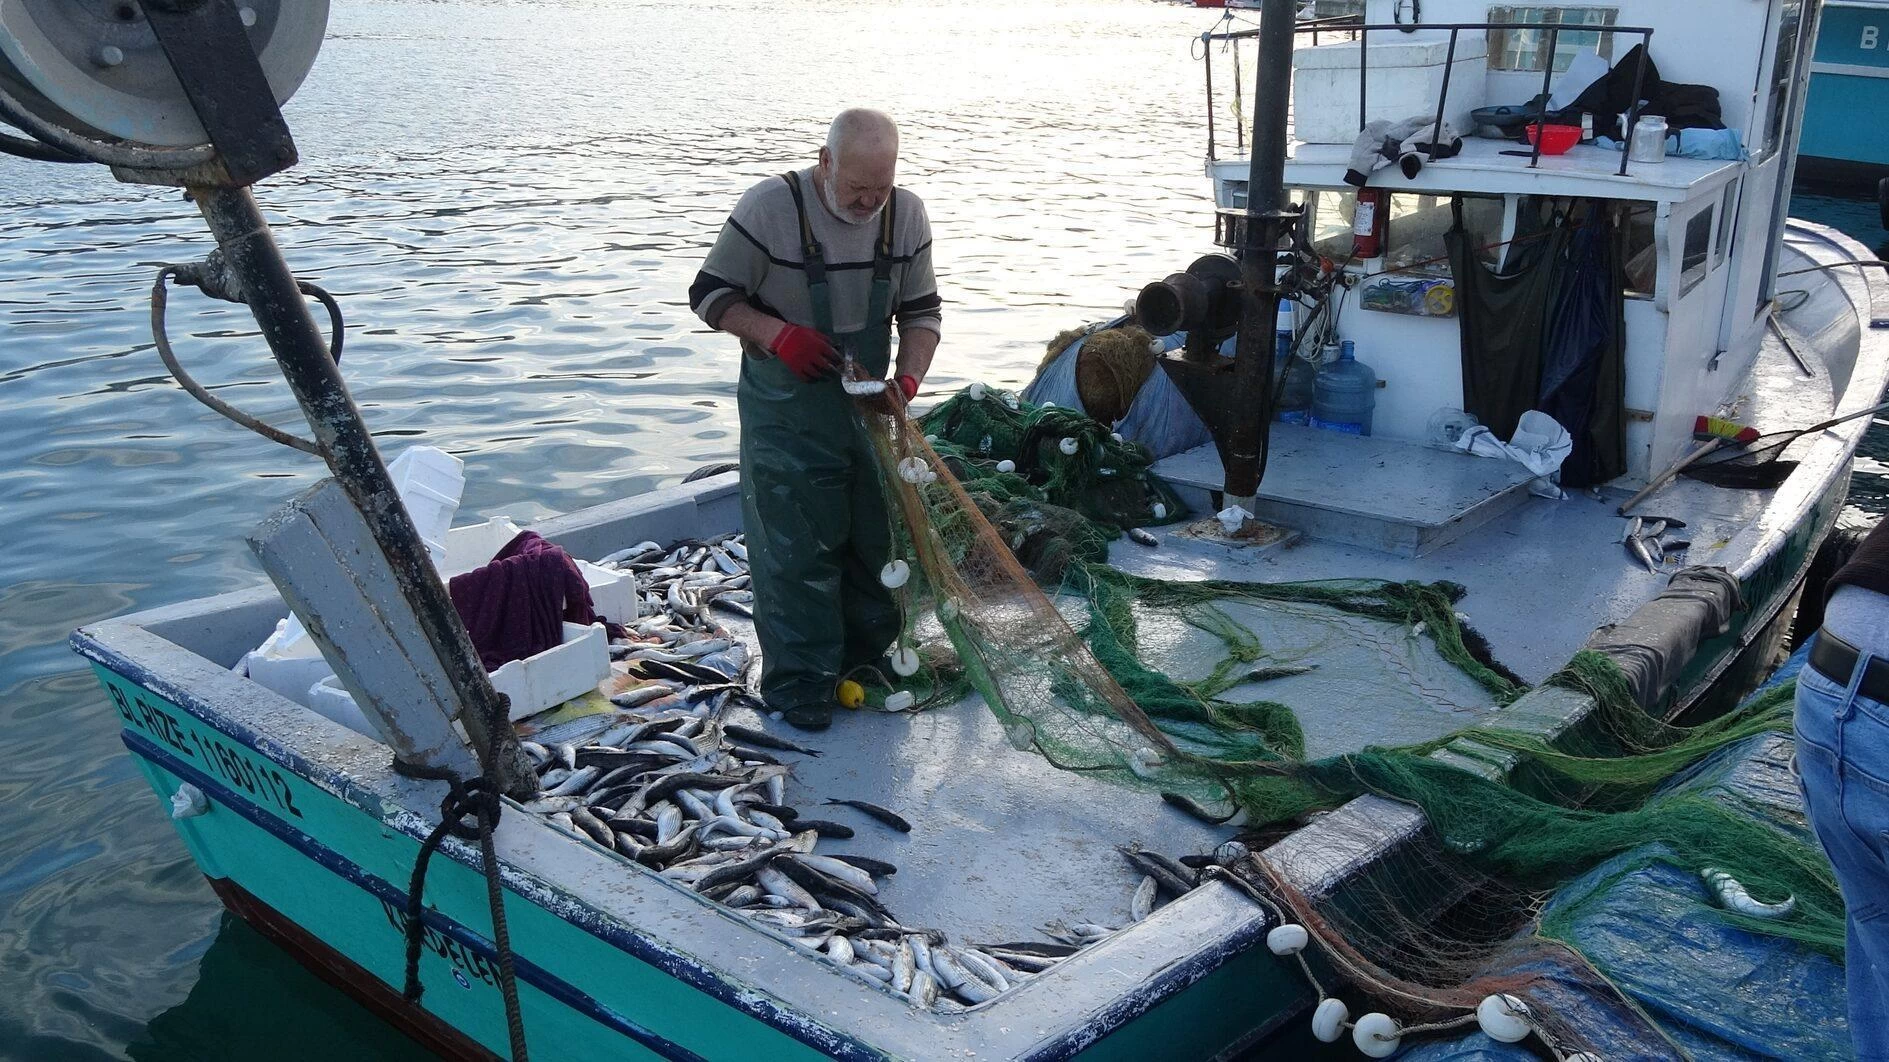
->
[918,385,1185,531]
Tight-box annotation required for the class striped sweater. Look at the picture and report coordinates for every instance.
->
[691,167,941,351]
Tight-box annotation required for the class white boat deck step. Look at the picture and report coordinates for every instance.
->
[1151,425,1540,557]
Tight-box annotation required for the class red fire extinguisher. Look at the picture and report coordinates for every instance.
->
[1351,188,1387,260]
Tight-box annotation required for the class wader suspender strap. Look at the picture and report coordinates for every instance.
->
[869,185,896,329]
[782,171,898,339]
[782,172,834,336]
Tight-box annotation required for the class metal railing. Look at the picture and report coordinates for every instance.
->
[1202,19,1655,178]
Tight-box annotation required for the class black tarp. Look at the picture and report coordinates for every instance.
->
[1449,199,1627,487]
[1569,44,1726,141]
[1588,567,1744,711]
[1447,202,1570,443]
[1537,203,1627,488]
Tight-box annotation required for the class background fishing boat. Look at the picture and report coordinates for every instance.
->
[1798,0,1889,211]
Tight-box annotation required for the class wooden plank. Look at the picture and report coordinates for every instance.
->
[248,479,479,777]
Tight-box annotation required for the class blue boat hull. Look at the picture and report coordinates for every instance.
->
[1800,1,1889,184]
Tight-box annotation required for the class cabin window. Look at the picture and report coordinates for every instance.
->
[1764,0,1806,153]
[1679,207,1714,297]
[1384,194,1456,274]
[1292,189,1507,272]
[1297,188,1360,260]
[1487,7,1619,72]
[1714,180,1740,266]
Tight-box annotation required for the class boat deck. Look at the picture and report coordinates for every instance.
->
[1143,226,1864,691]
[713,617,1233,943]
[1139,456,1766,688]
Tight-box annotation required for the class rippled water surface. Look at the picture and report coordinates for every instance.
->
[0,3,1884,1058]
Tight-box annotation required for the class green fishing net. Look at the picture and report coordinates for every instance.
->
[854,382,1841,1054]
[919,386,1185,530]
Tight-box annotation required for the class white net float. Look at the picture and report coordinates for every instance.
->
[1352,1013,1401,1059]
[1475,994,1531,1043]
[890,646,921,677]
[1311,998,1349,1043]
[1127,745,1165,778]
[879,559,911,589]
[1265,924,1309,955]
[1058,437,1079,456]
[884,690,916,712]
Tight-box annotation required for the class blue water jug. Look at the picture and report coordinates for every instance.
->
[1311,340,1375,436]
[1274,330,1316,425]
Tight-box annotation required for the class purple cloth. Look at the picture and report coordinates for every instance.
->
[448,531,621,670]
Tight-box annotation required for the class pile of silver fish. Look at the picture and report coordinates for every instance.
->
[596,532,754,681]
[1620,514,1692,572]
[507,533,1203,1009]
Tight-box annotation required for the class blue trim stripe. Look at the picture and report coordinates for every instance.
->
[76,638,887,1062]
[125,728,708,1062]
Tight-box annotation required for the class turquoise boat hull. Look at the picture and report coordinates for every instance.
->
[73,477,1306,1062]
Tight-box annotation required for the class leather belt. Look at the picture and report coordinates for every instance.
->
[1809,628,1889,705]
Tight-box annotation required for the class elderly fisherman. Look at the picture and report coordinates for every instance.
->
[690,108,942,730]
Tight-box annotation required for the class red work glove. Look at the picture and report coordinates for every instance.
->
[768,323,841,382]
[895,374,920,401]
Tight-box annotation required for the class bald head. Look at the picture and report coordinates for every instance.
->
[817,109,899,225]
[826,108,898,165]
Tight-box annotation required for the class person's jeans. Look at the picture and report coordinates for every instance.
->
[1796,628,1889,1059]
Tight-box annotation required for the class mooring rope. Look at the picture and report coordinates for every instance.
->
[392,690,530,1060]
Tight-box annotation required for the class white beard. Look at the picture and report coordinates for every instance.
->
[823,171,885,226]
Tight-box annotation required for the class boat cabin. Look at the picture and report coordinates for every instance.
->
[1203,0,1823,481]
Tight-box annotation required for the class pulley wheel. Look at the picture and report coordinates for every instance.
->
[0,0,327,149]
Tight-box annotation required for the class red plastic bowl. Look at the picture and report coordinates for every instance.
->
[1524,123,1581,155]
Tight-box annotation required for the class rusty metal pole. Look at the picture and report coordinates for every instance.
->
[194,185,537,799]
[1223,0,1298,515]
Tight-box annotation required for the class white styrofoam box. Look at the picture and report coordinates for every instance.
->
[307,675,387,741]
[387,445,466,569]
[1292,36,1488,145]
[491,622,610,721]
[238,617,334,709]
[577,559,639,624]
[264,446,469,657]
[444,517,525,576]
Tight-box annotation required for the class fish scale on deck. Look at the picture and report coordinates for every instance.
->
[510,532,1206,1010]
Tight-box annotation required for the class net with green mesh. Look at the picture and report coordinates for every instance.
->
[851,379,1841,1057]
